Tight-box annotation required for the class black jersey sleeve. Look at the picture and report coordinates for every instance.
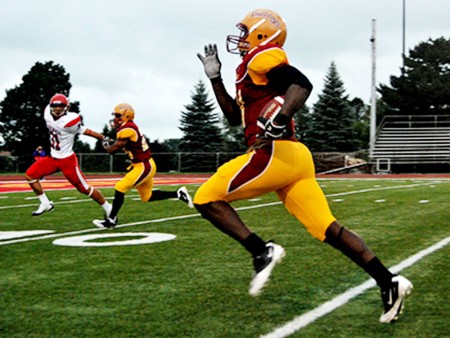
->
[267,64,313,93]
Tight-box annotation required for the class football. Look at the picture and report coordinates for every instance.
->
[259,96,284,120]
[256,96,285,135]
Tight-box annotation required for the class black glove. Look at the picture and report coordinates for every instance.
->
[197,44,221,79]
[257,113,290,140]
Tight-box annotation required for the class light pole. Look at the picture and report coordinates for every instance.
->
[369,19,377,158]
[402,0,406,70]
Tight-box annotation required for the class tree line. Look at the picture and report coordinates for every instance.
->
[0,37,448,172]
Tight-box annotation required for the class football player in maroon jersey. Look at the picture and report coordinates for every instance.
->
[196,9,412,323]
[93,103,193,229]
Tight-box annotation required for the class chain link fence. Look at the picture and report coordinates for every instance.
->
[0,152,243,173]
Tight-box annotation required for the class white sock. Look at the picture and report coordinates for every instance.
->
[102,201,111,212]
[38,193,50,205]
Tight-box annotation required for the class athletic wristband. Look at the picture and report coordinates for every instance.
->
[210,76,223,84]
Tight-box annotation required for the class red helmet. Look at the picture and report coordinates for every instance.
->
[49,93,69,118]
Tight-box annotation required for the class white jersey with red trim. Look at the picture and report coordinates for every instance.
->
[44,105,87,159]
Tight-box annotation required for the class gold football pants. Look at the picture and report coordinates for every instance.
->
[194,140,336,241]
[115,158,157,202]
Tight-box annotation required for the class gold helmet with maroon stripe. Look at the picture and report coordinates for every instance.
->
[111,103,135,127]
[226,9,287,57]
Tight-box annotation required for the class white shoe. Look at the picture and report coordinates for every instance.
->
[249,242,286,296]
[32,202,54,216]
[177,186,194,208]
[379,275,413,323]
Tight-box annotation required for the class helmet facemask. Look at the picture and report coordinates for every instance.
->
[110,113,123,128]
[111,103,135,128]
[226,24,250,57]
[49,94,69,119]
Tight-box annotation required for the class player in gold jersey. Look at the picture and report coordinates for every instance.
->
[196,9,412,323]
[93,103,193,229]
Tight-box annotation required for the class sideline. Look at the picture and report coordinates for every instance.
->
[260,236,450,338]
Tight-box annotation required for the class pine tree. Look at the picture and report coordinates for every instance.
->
[178,81,223,171]
[306,62,359,152]
[222,118,246,152]
[293,105,312,144]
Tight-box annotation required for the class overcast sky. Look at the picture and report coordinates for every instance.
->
[1,0,448,145]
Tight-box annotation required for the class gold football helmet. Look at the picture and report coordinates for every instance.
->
[226,9,287,57]
[111,103,135,127]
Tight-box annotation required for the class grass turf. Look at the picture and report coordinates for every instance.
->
[0,178,449,337]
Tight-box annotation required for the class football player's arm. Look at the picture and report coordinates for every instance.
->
[83,128,104,140]
[104,138,128,154]
[197,43,241,126]
[211,79,241,126]
[267,64,313,123]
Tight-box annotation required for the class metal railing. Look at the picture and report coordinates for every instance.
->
[0,152,243,173]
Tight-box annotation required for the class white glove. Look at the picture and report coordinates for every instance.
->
[102,137,112,149]
[197,44,221,79]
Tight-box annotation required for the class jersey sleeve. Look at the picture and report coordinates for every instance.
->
[117,127,138,142]
[63,115,86,135]
[247,48,289,85]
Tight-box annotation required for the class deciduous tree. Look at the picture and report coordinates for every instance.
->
[378,37,450,115]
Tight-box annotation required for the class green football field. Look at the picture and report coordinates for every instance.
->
[1,178,449,337]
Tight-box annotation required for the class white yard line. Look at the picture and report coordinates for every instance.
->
[260,236,450,338]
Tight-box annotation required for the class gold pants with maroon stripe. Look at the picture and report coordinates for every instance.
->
[193,140,336,241]
[115,158,157,202]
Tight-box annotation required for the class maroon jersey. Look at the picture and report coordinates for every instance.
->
[116,121,151,163]
[235,44,296,147]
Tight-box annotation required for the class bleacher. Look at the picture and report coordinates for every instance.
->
[370,115,450,172]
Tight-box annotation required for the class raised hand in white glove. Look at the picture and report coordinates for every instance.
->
[197,44,221,79]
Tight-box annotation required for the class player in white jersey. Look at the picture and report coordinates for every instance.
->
[25,93,112,217]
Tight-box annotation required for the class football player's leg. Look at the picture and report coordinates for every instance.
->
[324,220,412,323]
[61,154,109,210]
[93,177,128,229]
[131,159,181,203]
[194,150,286,296]
[111,172,137,217]
[25,157,58,216]
[277,176,336,242]
[109,190,125,220]
[25,156,57,195]
[194,149,278,239]
[278,177,381,267]
[279,176,411,322]
[195,200,253,241]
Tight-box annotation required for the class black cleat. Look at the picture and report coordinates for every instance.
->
[93,217,118,230]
